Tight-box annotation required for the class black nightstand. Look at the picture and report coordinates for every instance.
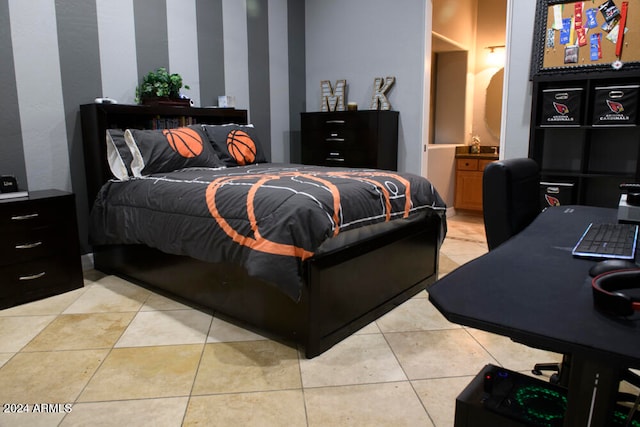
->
[0,190,83,309]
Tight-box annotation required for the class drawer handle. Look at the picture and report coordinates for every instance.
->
[11,213,39,221]
[19,272,46,281]
[326,138,345,142]
[326,120,345,124]
[15,241,43,250]
[326,157,345,162]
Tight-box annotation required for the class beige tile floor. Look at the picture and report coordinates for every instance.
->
[0,213,628,426]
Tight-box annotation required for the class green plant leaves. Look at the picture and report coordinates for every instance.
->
[135,67,189,103]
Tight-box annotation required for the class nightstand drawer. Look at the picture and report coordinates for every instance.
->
[0,196,70,232]
[0,226,65,266]
[0,190,83,309]
[0,256,75,301]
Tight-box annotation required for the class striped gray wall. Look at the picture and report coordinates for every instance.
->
[0,0,25,189]
[1,0,305,253]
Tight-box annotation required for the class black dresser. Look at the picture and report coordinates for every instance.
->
[301,110,399,170]
[0,190,83,309]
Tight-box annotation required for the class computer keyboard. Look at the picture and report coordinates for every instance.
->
[572,222,639,260]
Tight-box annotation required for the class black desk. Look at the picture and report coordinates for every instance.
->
[429,206,640,427]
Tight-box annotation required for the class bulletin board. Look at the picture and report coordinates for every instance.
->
[531,0,640,76]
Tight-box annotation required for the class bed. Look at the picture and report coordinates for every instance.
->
[81,109,447,358]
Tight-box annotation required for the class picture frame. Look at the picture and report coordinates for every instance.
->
[531,0,640,77]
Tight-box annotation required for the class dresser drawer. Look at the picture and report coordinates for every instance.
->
[303,148,370,168]
[304,128,358,148]
[0,225,67,267]
[303,112,368,131]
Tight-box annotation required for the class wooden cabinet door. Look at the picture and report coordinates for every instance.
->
[455,170,484,210]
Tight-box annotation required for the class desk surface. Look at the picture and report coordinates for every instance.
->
[429,205,640,368]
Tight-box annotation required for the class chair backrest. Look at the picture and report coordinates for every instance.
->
[483,158,541,250]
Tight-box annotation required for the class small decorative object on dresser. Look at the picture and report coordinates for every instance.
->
[0,175,28,200]
[320,79,347,112]
[0,190,83,309]
[370,76,395,110]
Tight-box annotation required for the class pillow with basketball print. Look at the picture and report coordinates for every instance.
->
[125,126,221,177]
[200,124,268,167]
[105,129,134,180]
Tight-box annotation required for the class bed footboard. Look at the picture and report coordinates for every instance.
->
[92,213,441,358]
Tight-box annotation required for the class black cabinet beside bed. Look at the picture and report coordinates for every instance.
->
[80,104,445,358]
[0,190,83,309]
[301,110,399,170]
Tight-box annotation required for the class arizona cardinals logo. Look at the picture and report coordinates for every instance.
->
[553,102,569,115]
[606,100,624,113]
[545,194,561,207]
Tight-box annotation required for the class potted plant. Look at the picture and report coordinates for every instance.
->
[135,67,190,106]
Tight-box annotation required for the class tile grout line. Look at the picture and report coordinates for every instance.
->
[58,283,153,426]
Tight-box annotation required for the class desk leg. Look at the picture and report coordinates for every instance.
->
[563,355,620,427]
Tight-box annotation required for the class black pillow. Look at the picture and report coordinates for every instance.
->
[125,126,222,176]
[200,124,267,166]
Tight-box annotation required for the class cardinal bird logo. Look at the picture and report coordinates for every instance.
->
[553,102,570,115]
[606,100,624,114]
[545,194,561,207]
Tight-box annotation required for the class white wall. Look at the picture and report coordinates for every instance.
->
[305,0,427,175]
[432,0,476,48]
[501,0,536,159]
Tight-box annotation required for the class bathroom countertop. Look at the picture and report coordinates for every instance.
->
[455,146,499,160]
[455,153,499,160]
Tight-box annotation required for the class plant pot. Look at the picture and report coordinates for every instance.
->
[140,97,191,107]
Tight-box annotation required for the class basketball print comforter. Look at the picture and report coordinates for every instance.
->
[90,164,447,301]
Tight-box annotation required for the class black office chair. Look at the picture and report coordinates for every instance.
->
[482,158,541,250]
[482,158,570,383]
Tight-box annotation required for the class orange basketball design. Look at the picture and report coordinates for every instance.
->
[163,127,203,158]
[226,130,257,165]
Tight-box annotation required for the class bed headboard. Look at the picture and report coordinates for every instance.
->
[80,103,248,209]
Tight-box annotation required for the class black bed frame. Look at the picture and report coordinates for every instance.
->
[81,104,442,357]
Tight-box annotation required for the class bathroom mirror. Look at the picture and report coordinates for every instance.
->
[485,67,504,140]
